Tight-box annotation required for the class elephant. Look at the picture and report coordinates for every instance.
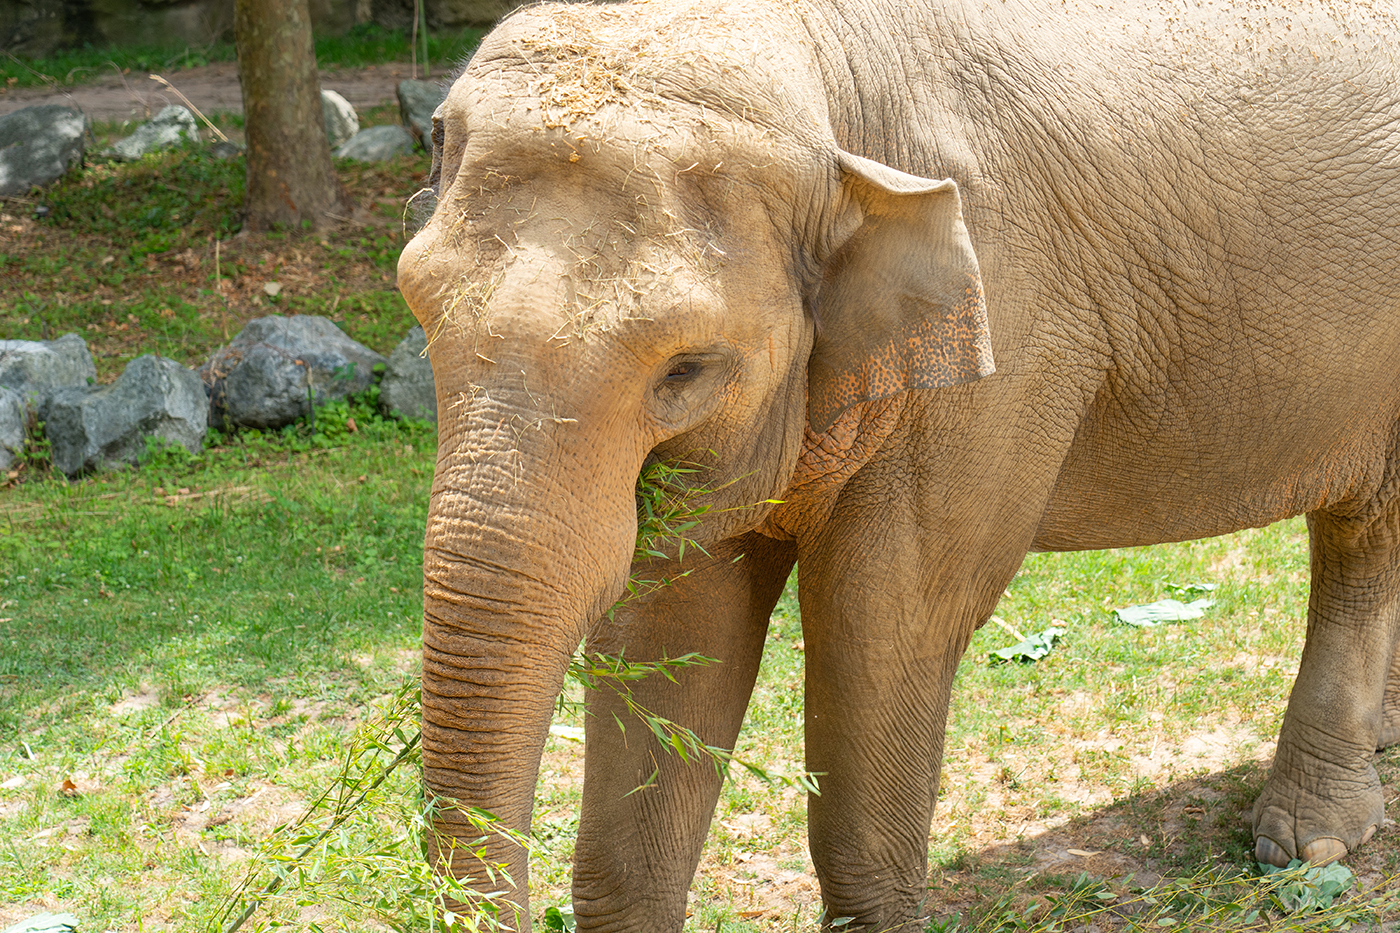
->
[396,0,1400,929]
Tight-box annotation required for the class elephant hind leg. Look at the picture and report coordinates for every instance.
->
[1253,506,1400,866]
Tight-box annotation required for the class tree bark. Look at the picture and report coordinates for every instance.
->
[234,0,349,231]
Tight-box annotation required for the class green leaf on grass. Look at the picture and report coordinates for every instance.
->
[1,914,81,933]
[544,905,577,933]
[1113,598,1214,627]
[1260,859,1354,912]
[989,626,1067,664]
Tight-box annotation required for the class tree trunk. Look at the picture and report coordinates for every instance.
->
[234,0,348,231]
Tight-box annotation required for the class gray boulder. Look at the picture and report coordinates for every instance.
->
[322,89,360,149]
[0,333,97,410]
[202,315,387,430]
[0,386,24,473]
[209,140,244,160]
[42,355,208,477]
[380,326,436,422]
[105,105,199,161]
[397,79,446,147]
[0,105,87,196]
[333,125,415,161]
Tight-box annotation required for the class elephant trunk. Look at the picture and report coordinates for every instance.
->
[419,414,639,930]
[420,603,564,929]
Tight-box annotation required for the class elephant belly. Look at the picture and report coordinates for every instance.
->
[1028,387,1400,552]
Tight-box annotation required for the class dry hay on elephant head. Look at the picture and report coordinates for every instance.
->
[506,0,795,128]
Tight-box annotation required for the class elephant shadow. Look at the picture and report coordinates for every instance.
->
[924,749,1400,925]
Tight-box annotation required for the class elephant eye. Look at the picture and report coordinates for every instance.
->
[654,352,729,397]
[664,361,699,382]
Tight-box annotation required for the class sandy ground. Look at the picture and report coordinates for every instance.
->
[0,60,424,124]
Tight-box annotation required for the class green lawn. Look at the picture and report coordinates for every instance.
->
[6,438,1398,931]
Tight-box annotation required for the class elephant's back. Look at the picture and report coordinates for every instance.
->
[937,0,1400,550]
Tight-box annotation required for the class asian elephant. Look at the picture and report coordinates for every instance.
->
[396,0,1400,929]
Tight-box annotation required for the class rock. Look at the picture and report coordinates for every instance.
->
[322,88,360,149]
[380,326,436,422]
[104,105,199,161]
[333,124,416,161]
[0,386,24,473]
[0,332,97,410]
[42,355,208,477]
[397,78,446,147]
[0,105,88,196]
[208,140,244,160]
[202,314,387,430]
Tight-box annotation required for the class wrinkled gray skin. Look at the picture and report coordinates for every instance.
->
[397,0,1400,929]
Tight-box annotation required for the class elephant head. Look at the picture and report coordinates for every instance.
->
[396,2,993,924]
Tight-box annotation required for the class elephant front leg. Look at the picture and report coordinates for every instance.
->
[573,533,797,932]
[1254,507,1400,866]
[797,511,1014,931]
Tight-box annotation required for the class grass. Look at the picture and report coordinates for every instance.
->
[0,24,486,90]
[0,398,437,930]
[7,447,1397,931]
[4,103,1400,932]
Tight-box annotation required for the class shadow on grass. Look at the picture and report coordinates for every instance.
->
[927,748,1400,929]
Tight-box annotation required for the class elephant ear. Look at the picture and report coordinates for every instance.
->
[806,150,995,434]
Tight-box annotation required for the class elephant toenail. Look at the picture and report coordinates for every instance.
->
[1362,824,1378,846]
[1300,837,1347,865]
[1255,836,1290,867]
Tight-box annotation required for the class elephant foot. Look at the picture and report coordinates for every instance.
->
[1255,832,1371,867]
[1252,753,1383,866]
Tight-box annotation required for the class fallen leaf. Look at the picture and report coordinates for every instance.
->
[1,775,24,789]
[1,911,79,933]
[1140,834,1151,846]
[738,910,767,920]
[346,417,358,433]
[1068,848,1101,857]
[262,281,282,296]
[1113,598,1214,627]
[989,626,1067,664]
[59,778,78,797]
